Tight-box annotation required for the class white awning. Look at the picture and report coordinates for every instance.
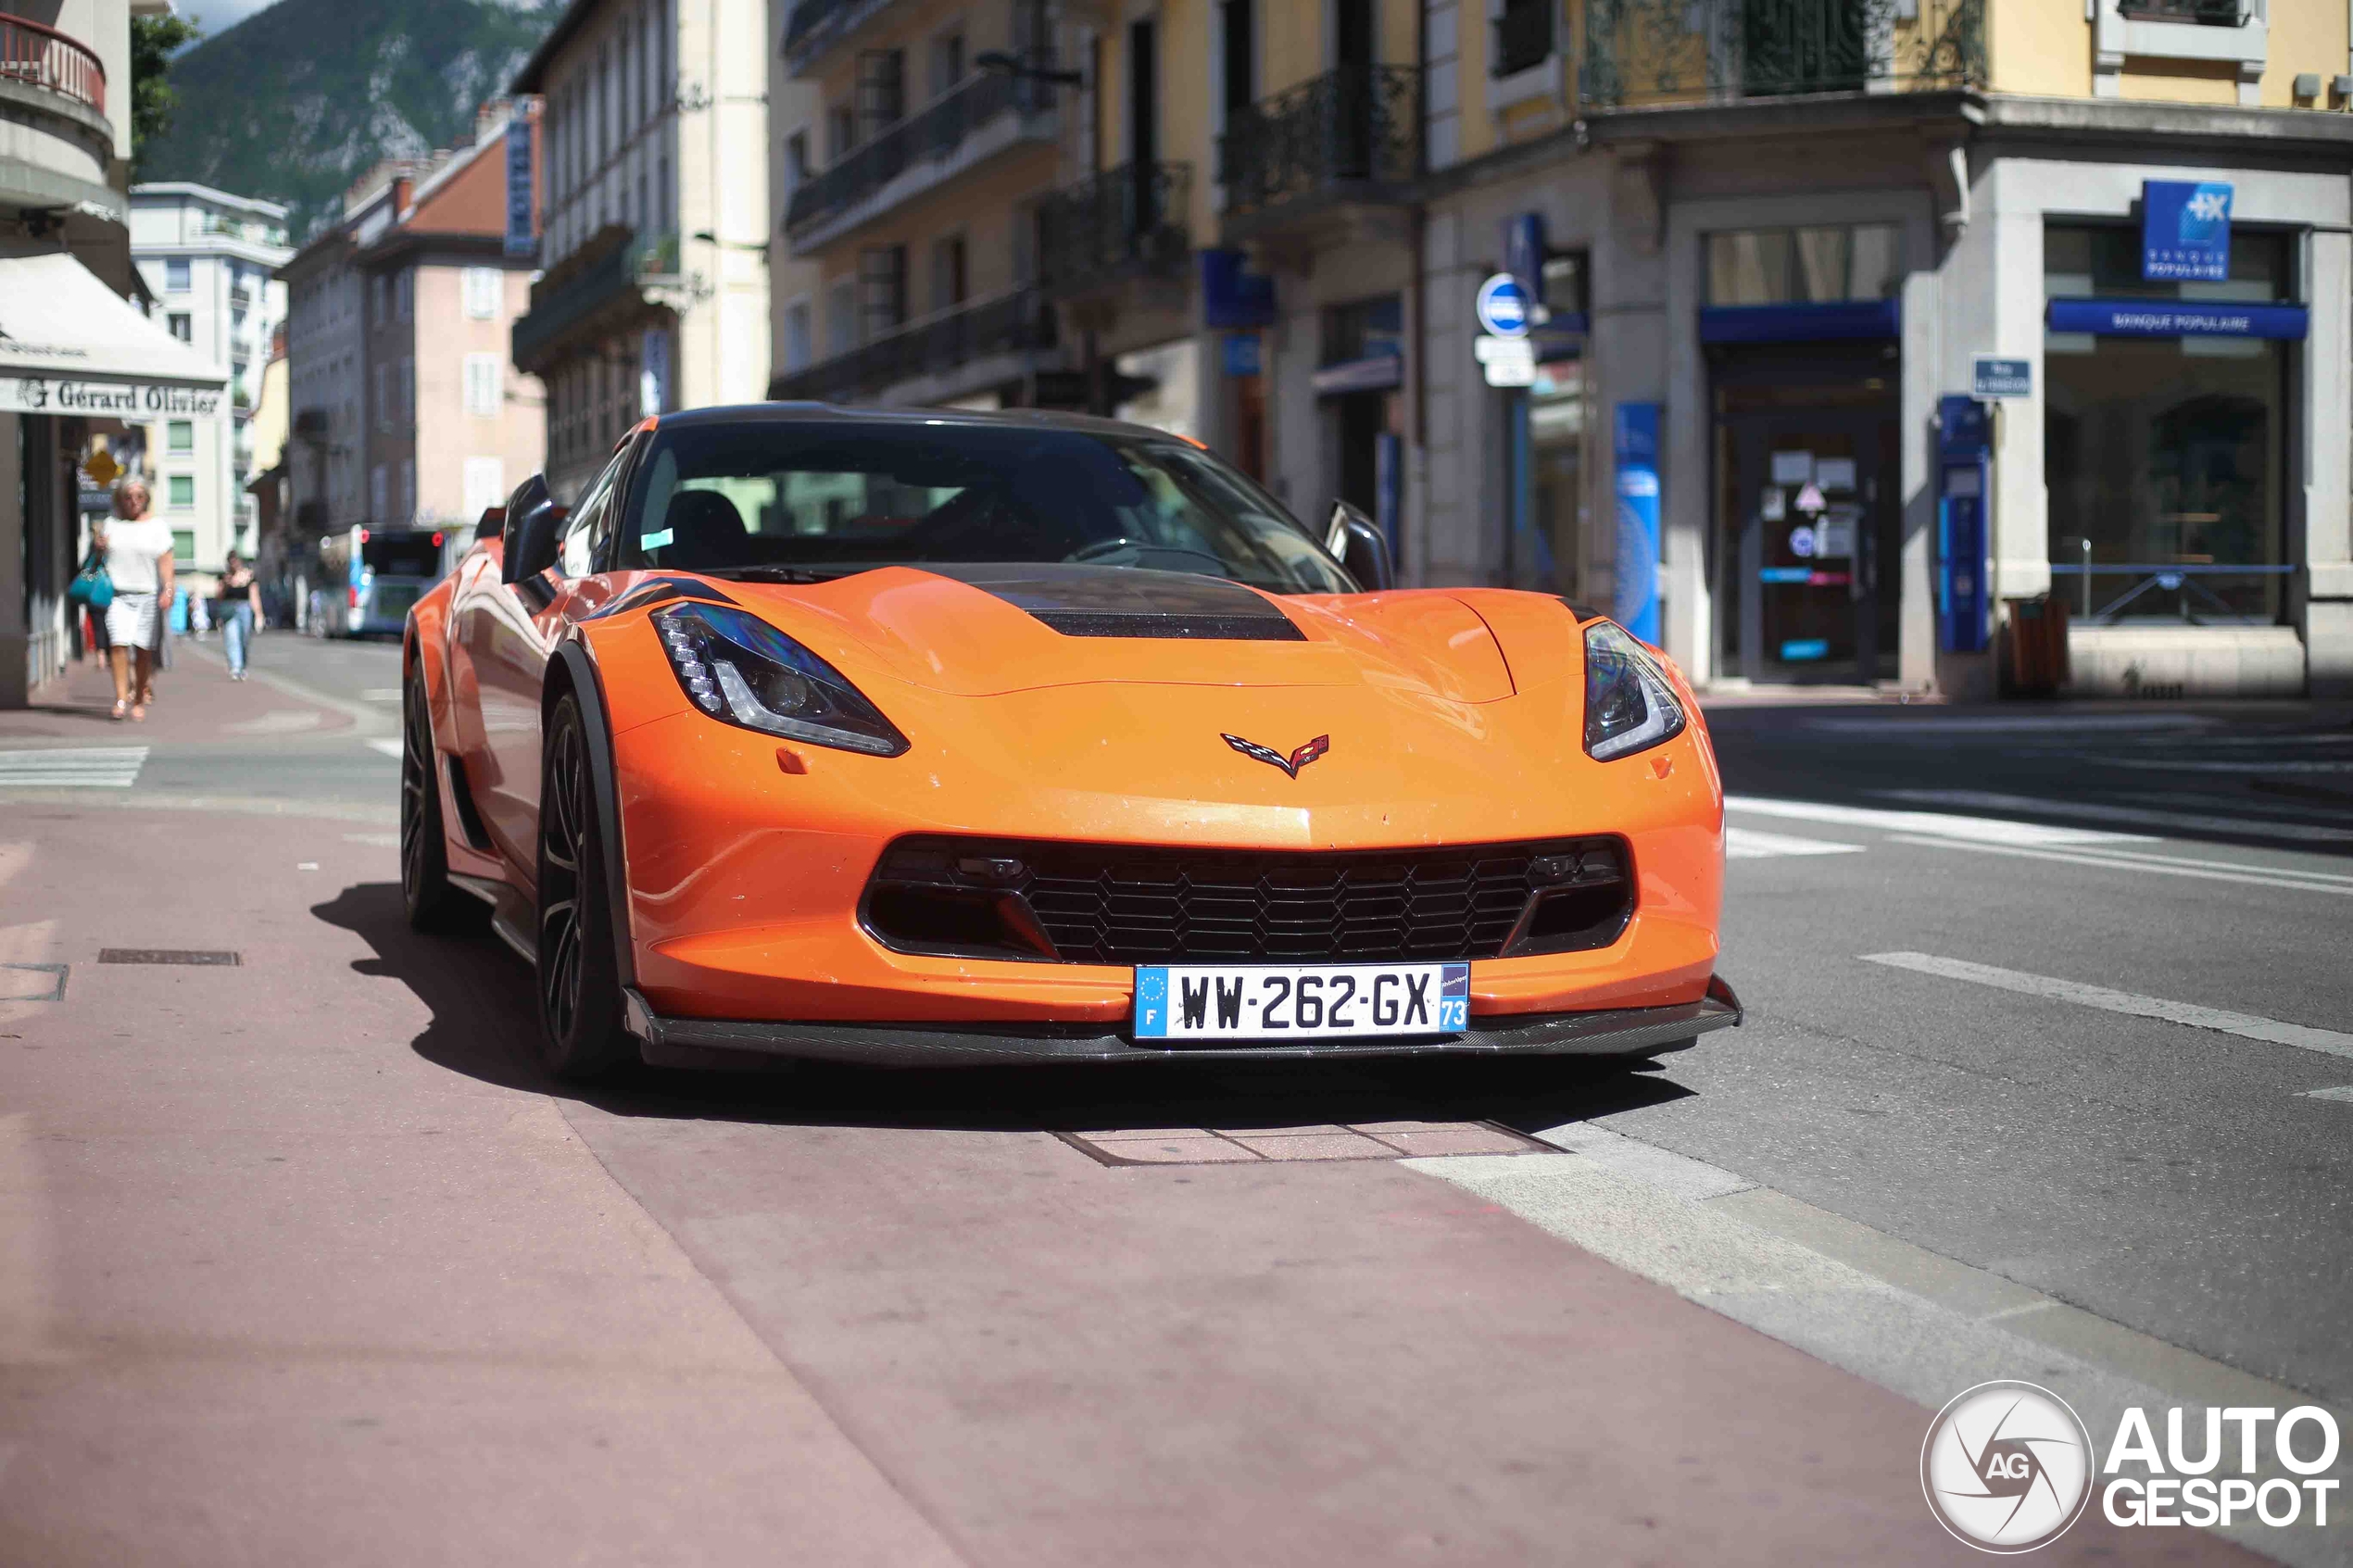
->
[0,251,230,419]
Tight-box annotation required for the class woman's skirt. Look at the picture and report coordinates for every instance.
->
[104,591,159,651]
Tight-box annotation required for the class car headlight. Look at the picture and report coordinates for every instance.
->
[651,602,908,758]
[1582,620,1687,761]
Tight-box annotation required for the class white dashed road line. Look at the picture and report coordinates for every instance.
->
[0,746,148,787]
[365,738,405,759]
[2301,1086,2353,1103]
[1723,826,1865,859]
[1885,833,2353,897]
[1859,950,2353,1062]
[1875,787,2353,846]
[1724,795,2150,847]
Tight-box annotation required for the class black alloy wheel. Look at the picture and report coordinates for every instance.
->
[535,694,630,1080]
[401,666,475,933]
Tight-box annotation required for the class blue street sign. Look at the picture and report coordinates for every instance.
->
[1476,273,1530,339]
[504,113,535,257]
[1612,403,1661,645]
[1503,213,1545,295]
[1221,332,1262,377]
[2046,298,2306,340]
[2142,180,2232,282]
[1972,357,2032,399]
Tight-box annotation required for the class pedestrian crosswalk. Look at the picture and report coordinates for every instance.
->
[0,746,149,787]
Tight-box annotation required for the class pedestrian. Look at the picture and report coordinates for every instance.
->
[97,480,174,721]
[215,549,261,681]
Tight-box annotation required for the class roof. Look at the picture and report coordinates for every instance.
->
[653,403,1179,441]
[510,0,603,94]
[128,182,290,220]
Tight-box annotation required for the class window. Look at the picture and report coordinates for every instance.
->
[828,103,858,159]
[859,245,907,339]
[371,465,387,520]
[166,258,190,293]
[826,278,858,355]
[784,301,812,370]
[399,358,415,426]
[465,354,504,415]
[463,268,501,319]
[171,529,195,561]
[167,420,195,453]
[930,31,966,98]
[1322,295,1403,365]
[167,475,195,508]
[784,131,809,196]
[463,457,507,520]
[168,313,192,343]
[399,459,415,521]
[1705,225,1903,306]
[1491,0,1554,75]
[396,270,413,321]
[931,235,967,313]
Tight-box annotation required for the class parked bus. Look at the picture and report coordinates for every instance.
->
[308,526,454,637]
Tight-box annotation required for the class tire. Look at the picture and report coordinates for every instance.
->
[400,666,479,934]
[535,693,631,1081]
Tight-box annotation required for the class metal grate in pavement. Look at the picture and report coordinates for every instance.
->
[0,963,68,1001]
[1060,1120,1545,1167]
[0,746,148,787]
[97,949,241,966]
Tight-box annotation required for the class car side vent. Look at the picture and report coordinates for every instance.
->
[445,756,495,852]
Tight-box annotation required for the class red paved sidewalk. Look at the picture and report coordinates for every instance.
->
[3,635,352,745]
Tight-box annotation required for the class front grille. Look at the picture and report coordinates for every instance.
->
[862,835,1633,965]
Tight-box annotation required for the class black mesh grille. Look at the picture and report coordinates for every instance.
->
[863,835,1632,965]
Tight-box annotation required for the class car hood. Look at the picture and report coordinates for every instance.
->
[725,564,1522,703]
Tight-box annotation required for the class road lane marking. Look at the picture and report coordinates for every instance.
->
[1724,826,1866,859]
[1885,834,2353,897]
[365,738,405,759]
[0,746,147,787]
[2301,1086,2353,1102]
[360,688,404,702]
[1799,712,2210,736]
[1724,795,2149,847]
[1859,950,2353,1061]
[1874,787,2353,845]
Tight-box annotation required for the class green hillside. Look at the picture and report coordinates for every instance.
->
[140,0,562,241]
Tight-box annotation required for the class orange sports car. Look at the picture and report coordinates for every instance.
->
[402,405,1738,1078]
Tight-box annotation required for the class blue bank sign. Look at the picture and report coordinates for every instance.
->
[2142,180,2232,282]
[2046,299,2308,340]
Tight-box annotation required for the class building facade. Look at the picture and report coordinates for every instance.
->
[512,0,778,502]
[129,183,293,577]
[0,0,226,705]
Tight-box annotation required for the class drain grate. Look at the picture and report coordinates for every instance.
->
[98,949,241,967]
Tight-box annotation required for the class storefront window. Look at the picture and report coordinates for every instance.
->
[1705,224,1902,305]
[2045,225,2290,624]
[1523,360,1584,595]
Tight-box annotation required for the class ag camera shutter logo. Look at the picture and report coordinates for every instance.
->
[1921,1382,2095,1553]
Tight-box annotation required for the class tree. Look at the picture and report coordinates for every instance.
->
[131,12,203,177]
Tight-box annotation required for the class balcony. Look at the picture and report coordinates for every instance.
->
[2118,0,2245,21]
[1038,162,1192,300]
[510,225,664,374]
[0,12,104,114]
[766,288,1056,404]
[1217,67,1422,232]
[786,69,1058,253]
[1579,0,1984,107]
[781,0,909,70]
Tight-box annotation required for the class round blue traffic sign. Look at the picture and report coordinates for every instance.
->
[1476,272,1530,338]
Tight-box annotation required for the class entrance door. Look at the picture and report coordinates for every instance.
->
[1713,349,1900,683]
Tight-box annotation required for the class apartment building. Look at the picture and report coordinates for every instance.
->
[129,184,293,577]
[0,0,226,705]
[511,0,785,502]
[282,167,405,543]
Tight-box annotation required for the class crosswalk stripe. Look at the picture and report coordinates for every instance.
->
[1860,950,2353,1061]
[1874,787,2353,845]
[2300,1086,2353,1102]
[1724,795,2146,847]
[1884,833,2353,897]
[0,747,148,787]
[1725,826,1865,859]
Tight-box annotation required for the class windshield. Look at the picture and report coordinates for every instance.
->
[615,421,1355,595]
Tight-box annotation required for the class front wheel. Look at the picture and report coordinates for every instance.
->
[535,693,631,1081]
[400,668,478,933]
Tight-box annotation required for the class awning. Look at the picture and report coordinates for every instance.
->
[0,251,230,419]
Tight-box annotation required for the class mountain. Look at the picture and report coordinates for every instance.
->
[139,0,563,242]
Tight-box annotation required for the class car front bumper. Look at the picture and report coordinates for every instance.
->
[623,975,1742,1071]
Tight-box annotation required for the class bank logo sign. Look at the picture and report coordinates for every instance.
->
[2143,180,2232,282]
[1922,1382,2095,1552]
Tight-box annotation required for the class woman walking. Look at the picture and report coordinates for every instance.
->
[215,550,261,681]
[98,480,175,721]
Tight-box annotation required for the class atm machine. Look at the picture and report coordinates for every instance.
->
[1936,394,1991,655]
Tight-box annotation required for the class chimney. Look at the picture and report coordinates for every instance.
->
[476,97,512,146]
[391,175,412,217]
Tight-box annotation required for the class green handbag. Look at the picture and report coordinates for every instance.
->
[68,549,114,611]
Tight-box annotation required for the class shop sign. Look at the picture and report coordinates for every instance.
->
[505,112,537,257]
[1476,273,1530,338]
[2141,181,2232,282]
[1612,403,1662,644]
[1972,356,2032,399]
[1475,334,1534,387]
[2045,300,2307,340]
[1,377,222,417]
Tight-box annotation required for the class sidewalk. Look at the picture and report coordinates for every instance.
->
[3,634,355,746]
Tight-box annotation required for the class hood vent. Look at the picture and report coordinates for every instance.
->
[918,563,1306,642]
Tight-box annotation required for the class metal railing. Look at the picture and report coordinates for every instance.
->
[1579,0,1982,108]
[2118,0,2246,23]
[1493,0,1557,78]
[786,67,1053,235]
[1217,66,1422,217]
[2049,561,2292,625]
[767,287,1056,403]
[1038,162,1192,295]
[0,11,104,114]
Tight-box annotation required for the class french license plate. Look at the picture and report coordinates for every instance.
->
[1132,961,1471,1042]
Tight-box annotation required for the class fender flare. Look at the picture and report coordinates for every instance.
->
[549,637,637,990]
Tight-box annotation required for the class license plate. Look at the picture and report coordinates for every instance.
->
[1132,961,1471,1042]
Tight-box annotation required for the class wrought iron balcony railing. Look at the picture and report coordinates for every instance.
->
[1038,162,1192,296]
[1579,0,1983,108]
[0,10,104,114]
[1493,0,1557,78]
[2118,0,2246,22]
[786,67,1053,236]
[1217,66,1422,217]
[767,287,1057,403]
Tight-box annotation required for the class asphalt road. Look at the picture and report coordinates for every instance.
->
[2,636,2346,1565]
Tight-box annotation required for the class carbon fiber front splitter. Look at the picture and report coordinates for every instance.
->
[623,975,1743,1071]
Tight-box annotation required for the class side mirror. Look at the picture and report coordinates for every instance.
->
[505,501,568,585]
[1324,499,1394,591]
[500,474,555,584]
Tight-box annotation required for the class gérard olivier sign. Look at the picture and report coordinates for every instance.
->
[1922,1382,2340,1553]
[1,377,224,418]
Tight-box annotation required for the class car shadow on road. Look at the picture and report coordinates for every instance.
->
[311,879,1697,1140]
